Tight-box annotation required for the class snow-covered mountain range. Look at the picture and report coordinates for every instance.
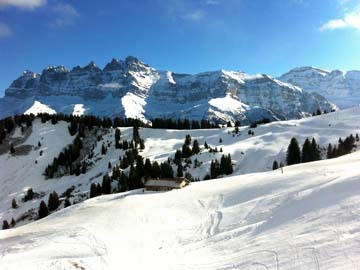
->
[279,66,360,108]
[0,57,336,123]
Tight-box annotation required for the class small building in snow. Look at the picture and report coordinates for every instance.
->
[144,178,190,191]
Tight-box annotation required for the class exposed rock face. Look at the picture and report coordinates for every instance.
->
[0,57,336,124]
[279,67,360,108]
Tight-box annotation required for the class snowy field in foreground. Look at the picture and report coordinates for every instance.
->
[1,149,360,269]
[1,108,360,269]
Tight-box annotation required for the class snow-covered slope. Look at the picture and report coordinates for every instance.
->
[1,107,360,230]
[1,138,360,269]
[279,66,360,108]
[0,57,336,123]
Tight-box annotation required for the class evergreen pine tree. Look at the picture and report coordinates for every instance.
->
[311,138,321,161]
[10,143,15,154]
[115,128,121,149]
[286,137,301,165]
[182,144,192,158]
[144,158,152,180]
[64,199,71,208]
[96,183,102,196]
[48,191,60,211]
[10,218,16,227]
[12,198,17,209]
[160,162,174,178]
[2,220,10,230]
[101,144,107,155]
[38,200,49,219]
[177,164,183,177]
[210,160,220,179]
[272,160,279,170]
[301,138,312,163]
[90,183,98,198]
[327,143,333,159]
[192,140,200,155]
[184,134,192,146]
[102,175,111,194]
[151,161,161,178]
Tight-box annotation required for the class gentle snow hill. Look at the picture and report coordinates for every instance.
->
[1,108,360,229]
[1,147,360,269]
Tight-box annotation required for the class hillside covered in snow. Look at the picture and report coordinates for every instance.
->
[0,108,360,269]
[0,57,336,124]
[1,108,360,269]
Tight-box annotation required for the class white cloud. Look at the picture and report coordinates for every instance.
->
[0,0,46,10]
[182,10,206,21]
[157,0,207,22]
[320,5,360,31]
[0,22,12,38]
[51,3,79,27]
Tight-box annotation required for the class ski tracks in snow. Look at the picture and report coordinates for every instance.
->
[197,194,224,238]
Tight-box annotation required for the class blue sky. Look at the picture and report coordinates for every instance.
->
[0,0,360,96]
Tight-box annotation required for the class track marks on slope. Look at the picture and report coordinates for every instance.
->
[196,194,224,238]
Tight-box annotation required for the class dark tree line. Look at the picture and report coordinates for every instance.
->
[327,134,358,159]
[286,137,321,166]
[207,154,233,180]
[151,118,218,129]
[278,134,357,170]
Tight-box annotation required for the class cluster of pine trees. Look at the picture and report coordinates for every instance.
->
[44,135,86,178]
[173,135,201,162]
[151,118,218,129]
[205,154,233,180]
[91,155,175,197]
[285,137,321,166]
[0,114,34,144]
[249,118,271,128]
[327,134,358,159]
[37,190,71,220]
[2,218,16,230]
[37,113,146,130]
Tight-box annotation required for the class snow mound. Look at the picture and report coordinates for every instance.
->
[24,101,56,115]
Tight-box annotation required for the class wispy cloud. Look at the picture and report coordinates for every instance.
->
[319,5,360,31]
[0,0,46,10]
[182,9,206,21]
[157,0,209,22]
[0,22,11,38]
[51,3,80,27]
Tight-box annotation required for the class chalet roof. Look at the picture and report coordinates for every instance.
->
[145,178,189,188]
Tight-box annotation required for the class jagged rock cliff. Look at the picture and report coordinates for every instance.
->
[0,57,336,124]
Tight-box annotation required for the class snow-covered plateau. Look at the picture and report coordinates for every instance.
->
[0,57,337,124]
[1,108,360,269]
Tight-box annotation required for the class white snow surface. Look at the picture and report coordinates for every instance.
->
[1,108,360,269]
[208,93,249,114]
[1,145,360,269]
[24,101,56,115]
[121,92,147,122]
